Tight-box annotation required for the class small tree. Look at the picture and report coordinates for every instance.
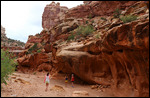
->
[1,49,17,86]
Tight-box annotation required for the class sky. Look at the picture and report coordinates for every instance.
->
[1,1,83,43]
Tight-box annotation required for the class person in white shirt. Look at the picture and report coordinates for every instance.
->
[44,72,50,91]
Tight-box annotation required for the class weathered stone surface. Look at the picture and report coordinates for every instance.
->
[26,35,42,43]
[47,19,79,42]
[124,1,149,16]
[17,53,51,70]
[44,43,53,53]
[37,63,52,72]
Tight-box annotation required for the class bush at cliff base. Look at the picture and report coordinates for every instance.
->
[1,49,16,86]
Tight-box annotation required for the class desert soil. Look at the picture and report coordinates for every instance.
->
[1,71,114,97]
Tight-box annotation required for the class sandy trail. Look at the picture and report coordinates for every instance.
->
[1,71,114,97]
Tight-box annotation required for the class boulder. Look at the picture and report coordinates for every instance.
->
[37,63,52,72]
[17,53,51,70]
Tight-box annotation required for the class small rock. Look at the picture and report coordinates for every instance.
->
[11,94,17,97]
[50,85,65,92]
[14,80,18,82]
[72,90,89,97]
[91,85,98,89]
[11,76,16,79]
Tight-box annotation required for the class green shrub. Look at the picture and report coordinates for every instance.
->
[25,51,29,55]
[28,43,38,53]
[101,17,107,21]
[1,49,16,86]
[86,20,89,24]
[92,20,94,23]
[67,32,75,41]
[67,25,94,41]
[82,25,94,37]
[88,14,92,19]
[37,49,41,53]
[76,25,94,37]
[113,8,121,18]
[120,14,137,23]
[33,72,36,75]
[76,26,84,35]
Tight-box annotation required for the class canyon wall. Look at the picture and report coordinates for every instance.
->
[17,1,149,97]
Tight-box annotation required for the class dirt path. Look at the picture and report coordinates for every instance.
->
[1,71,114,97]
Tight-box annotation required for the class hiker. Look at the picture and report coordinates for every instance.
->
[71,74,74,87]
[65,74,68,87]
[44,72,51,91]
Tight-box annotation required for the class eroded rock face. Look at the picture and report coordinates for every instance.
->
[42,1,68,30]
[17,53,52,72]
[53,19,149,97]
[65,1,137,18]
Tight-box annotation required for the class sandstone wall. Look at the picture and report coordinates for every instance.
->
[42,1,68,30]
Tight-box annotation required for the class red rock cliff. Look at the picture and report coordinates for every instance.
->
[42,1,68,30]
